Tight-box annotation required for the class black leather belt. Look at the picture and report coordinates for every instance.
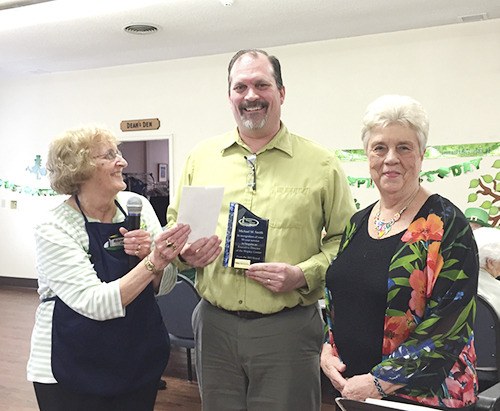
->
[217,304,298,320]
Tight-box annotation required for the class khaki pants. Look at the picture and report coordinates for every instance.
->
[193,299,324,411]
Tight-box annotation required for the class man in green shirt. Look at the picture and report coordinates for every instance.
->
[167,49,355,411]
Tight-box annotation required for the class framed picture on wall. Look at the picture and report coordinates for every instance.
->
[158,163,168,182]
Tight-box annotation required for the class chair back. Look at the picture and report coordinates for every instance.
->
[156,274,200,340]
[475,294,500,387]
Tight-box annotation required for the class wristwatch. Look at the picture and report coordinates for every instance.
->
[144,254,157,272]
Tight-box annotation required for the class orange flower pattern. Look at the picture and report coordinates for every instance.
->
[424,241,444,297]
[382,310,416,355]
[408,269,426,317]
[327,197,478,408]
[401,213,444,243]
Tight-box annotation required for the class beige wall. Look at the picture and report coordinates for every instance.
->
[0,19,499,278]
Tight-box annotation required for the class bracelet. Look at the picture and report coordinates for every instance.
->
[144,254,162,274]
[373,376,388,398]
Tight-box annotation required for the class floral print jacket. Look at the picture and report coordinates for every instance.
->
[326,194,479,408]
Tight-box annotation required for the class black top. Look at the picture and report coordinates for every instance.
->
[326,217,403,377]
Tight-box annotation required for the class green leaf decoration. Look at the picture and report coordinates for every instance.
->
[387,288,400,302]
[340,221,357,252]
[482,174,494,183]
[444,299,474,339]
[409,243,425,264]
[469,179,479,188]
[468,193,478,203]
[386,309,407,317]
[480,201,492,209]
[414,317,440,334]
[389,254,420,272]
[489,206,499,216]
[442,210,457,245]
[440,269,468,281]
[429,300,438,308]
[495,171,500,181]
[433,340,444,348]
[493,159,500,168]
[424,351,445,359]
[392,277,410,287]
[403,263,416,272]
[456,224,470,241]
[442,258,459,269]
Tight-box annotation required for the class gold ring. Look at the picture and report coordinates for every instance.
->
[136,244,141,251]
[166,240,174,248]
[134,250,140,256]
[172,244,177,250]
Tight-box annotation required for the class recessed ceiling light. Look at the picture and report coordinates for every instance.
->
[124,23,159,35]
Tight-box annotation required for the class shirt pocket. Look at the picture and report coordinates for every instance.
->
[267,186,310,229]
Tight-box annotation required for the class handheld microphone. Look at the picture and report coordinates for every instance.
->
[126,197,143,268]
[127,196,143,231]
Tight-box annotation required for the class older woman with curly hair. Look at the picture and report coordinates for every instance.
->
[27,127,195,411]
[321,95,479,410]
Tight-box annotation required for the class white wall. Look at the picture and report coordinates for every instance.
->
[0,19,499,279]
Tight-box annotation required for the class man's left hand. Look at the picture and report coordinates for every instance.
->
[245,263,307,292]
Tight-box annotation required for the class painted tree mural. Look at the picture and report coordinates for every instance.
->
[468,159,500,227]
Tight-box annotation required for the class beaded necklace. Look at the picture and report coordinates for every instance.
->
[374,188,420,238]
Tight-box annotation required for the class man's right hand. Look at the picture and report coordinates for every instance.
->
[179,235,222,268]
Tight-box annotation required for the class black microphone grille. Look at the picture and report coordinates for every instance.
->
[126,197,143,214]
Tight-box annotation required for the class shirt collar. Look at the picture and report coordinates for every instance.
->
[220,122,293,157]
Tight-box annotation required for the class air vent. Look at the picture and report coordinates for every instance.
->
[459,13,487,23]
[123,24,159,35]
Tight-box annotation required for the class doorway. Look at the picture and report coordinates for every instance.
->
[119,134,173,227]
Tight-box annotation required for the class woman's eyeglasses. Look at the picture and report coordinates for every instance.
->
[245,154,257,191]
[93,149,123,161]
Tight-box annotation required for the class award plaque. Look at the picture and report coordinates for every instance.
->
[223,202,269,269]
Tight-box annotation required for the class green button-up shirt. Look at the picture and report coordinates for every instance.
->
[167,124,355,313]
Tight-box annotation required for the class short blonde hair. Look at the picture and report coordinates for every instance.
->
[361,95,429,155]
[47,127,118,195]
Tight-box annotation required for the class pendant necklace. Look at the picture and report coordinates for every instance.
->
[374,188,420,239]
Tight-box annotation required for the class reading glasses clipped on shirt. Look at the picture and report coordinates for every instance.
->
[245,154,257,191]
[93,149,124,161]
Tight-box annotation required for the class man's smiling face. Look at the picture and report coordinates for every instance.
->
[228,53,285,138]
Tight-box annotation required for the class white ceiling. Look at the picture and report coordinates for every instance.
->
[1,0,499,76]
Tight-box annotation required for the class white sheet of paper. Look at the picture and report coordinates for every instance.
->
[365,399,440,410]
[177,186,224,243]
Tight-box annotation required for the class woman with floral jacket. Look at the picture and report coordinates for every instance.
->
[321,95,478,410]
